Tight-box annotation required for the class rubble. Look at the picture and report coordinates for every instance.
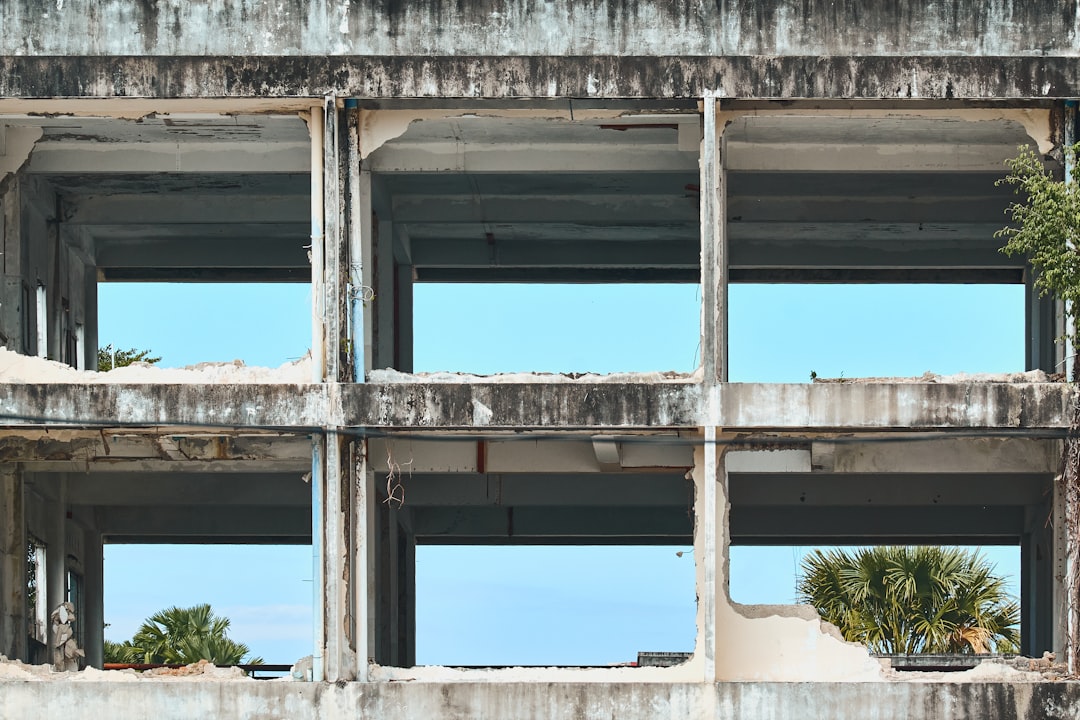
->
[814,370,1064,384]
[0,348,312,384]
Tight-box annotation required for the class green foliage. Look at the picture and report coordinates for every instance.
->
[104,604,262,666]
[797,546,1020,655]
[97,344,162,372]
[997,144,1080,326]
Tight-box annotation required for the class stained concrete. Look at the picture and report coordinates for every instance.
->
[1,55,1079,99]
[0,381,1072,431]
[1,680,1078,720]
[1,0,1076,58]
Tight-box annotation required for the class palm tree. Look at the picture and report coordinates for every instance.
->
[797,546,1020,655]
[105,604,262,665]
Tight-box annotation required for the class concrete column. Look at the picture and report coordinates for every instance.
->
[45,476,66,656]
[347,106,370,381]
[700,95,728,384]
[1064,100,1077,379]
[82,529,103,668]
[0,177,24,352]
[700,428,718,680]
[353,440,376,680]
[323,100,345,383]
[1026,267,1059,373]
[375,500,398,664]
[395,263,414,372]
[373,218,396,370]
[1052,465,1070,659]
[397,511,416,667]
[322,430,352,681]
[0,467,27,661]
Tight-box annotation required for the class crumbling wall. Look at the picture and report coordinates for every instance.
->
[693,443,885,682]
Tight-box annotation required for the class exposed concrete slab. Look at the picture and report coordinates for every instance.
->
[0,382,1073,431]
[1,56,1079,100]
[1,680,1079,720]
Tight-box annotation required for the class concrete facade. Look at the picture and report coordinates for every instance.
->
[1,1,1080,717]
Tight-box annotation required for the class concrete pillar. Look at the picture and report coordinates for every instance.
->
[1053,467,1069,659]
[322,430,352,681]
[82,529,103,668]
[45,476,66,656]
[353,440,376,680]
[1022,501,1056,656]
[700,428,718,680]
[373,218,396,370]
[1064,100,1077,379]
[700,94,728,384]
[395,262,414,373]
[0,467,27,661]
[0,177,24,352]
[323,100,345,383]
[1026,268,1059,373]
[357,167,374,379]
[375,500,398,664]
[397,511,416,667]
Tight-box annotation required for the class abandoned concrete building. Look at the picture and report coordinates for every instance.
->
[2,0,1080,717]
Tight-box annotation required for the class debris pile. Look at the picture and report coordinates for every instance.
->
[0,348,312,384]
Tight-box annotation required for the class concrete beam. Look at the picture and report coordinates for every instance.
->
[27,142,309,174]
[0,384,328,429]
[411,506,692,542]
[1,677,1078,720]
[97,505,310,542]
[66,471,311,506]
[2,381,1073,431]
[1,56,1079,100]
[0,432,312,473]
[392,473,691,507]
[729,505,1027,543]
[729,473,1051,507]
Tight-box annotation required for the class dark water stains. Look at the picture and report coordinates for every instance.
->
[0,55,1079,100]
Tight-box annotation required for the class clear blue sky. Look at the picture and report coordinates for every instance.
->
[99,281,1026,665]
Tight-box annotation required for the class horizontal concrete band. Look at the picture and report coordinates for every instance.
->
[0,56,1078,99]
[0,680,1077,720]
[1,382,1072,430]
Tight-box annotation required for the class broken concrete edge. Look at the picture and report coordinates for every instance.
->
[0,655,261,681]
[1,653,1069,685]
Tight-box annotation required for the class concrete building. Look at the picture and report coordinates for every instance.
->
[1,0,1080,717]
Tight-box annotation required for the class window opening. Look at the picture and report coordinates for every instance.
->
[97,283,311,369]
[413,283,701,375]
[415,545,696,667]
[728,284,1025,382]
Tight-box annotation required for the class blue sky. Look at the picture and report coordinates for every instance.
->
[99,282,1025,665]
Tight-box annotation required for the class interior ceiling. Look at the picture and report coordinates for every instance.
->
[6,111,1042,283]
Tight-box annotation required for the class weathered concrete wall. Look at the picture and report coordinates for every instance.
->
[1,680,1078,720]
[1,1,1078,98]
[1,0,1075,58]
